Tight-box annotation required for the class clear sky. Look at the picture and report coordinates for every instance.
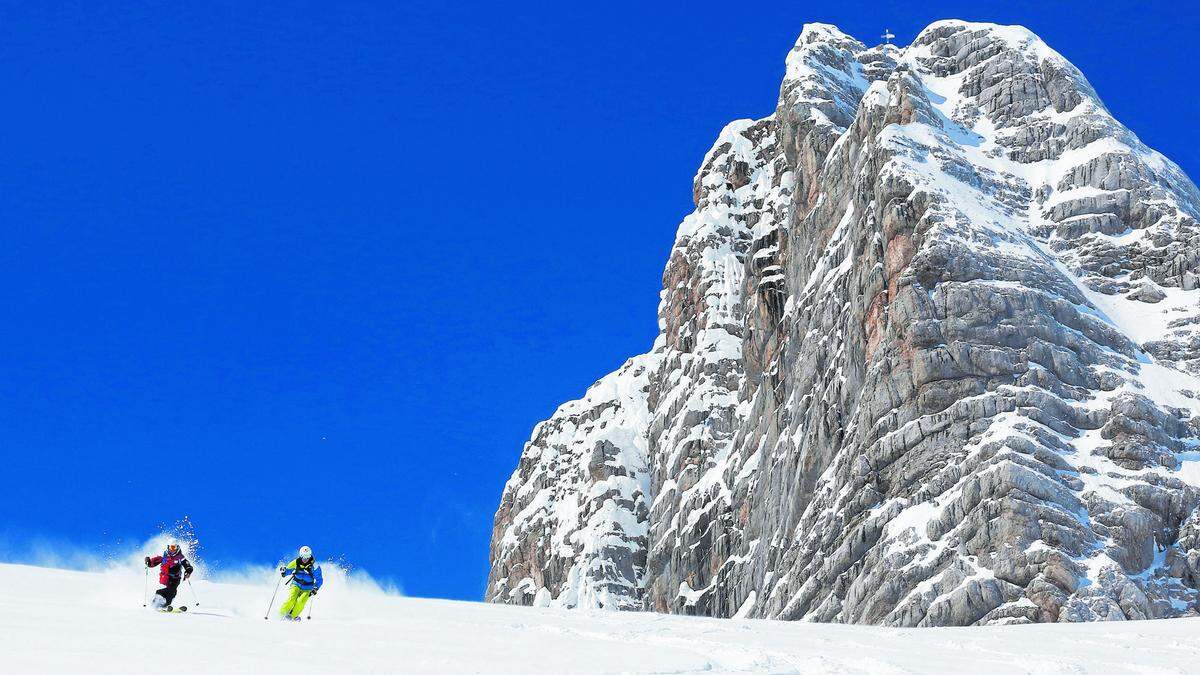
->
[1,1,1197,600]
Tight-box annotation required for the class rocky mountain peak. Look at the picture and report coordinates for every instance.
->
[488,20,1200,626]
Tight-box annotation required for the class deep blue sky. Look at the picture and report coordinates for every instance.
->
[1,2,1197,599]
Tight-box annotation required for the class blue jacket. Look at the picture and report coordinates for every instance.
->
[284,558,323,591]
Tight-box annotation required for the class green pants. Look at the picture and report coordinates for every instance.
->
[280,586,312,619]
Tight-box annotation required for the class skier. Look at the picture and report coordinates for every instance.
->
[145,542,194,611]
[278,545,323,620]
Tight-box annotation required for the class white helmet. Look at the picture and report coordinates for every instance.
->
[298,546,313,561]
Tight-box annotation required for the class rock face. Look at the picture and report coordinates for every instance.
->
[487,20,1200,626]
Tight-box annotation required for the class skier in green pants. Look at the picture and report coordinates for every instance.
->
[279,545,323,620]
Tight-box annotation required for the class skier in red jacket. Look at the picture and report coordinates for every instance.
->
[144,542,194,610]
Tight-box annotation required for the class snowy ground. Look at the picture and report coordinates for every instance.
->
[2,562,1199,673]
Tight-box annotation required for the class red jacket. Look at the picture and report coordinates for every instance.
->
[148,551,193,585]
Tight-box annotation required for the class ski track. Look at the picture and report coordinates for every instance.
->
[0,564,1197,673]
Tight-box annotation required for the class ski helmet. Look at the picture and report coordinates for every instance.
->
[298,545,313,561]
[166,542,180,555]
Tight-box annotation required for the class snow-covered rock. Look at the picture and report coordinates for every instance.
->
[488,20,1200,626]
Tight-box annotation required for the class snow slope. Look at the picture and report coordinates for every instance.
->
[2,562,1198,674]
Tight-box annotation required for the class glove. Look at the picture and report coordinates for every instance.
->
[184,570,192,580]
[310,589,317,597]
[145,557,152,568]
[280,567,288,577]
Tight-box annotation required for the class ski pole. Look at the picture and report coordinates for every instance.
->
[187,578,200,606]
[264,576,284,620]
[306,594,316,620]
[142,566,149,607]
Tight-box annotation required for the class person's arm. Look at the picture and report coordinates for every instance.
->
[147,556,162,567]
[313,566,323,591]
[182,559,194,579]
[280,559,297,576]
